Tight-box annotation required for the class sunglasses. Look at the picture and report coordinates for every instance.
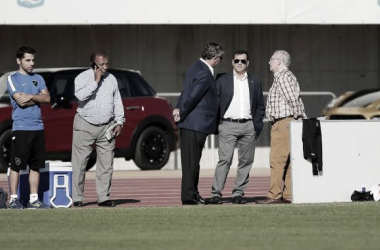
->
[233,59,247,64]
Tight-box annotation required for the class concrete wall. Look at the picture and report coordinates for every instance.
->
[0,25,379,146]
[1,25,379,94]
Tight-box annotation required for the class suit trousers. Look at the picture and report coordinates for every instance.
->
[71,114,116,203]
[211,121,256,198]
[267,117,294,200]
[180,128,207,201]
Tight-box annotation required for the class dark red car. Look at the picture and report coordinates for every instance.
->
[0,68,178,172]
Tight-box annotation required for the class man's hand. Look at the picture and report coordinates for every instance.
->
[173,109,180,122]
[14,93,33,106]
[94,65,105,83]
[113,125,122,137]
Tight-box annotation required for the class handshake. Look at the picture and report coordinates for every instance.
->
[105,123,119,141]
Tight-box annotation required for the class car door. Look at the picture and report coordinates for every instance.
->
[41,70,83,152]
[110,70,156,150]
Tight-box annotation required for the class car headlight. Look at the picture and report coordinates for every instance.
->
[324,98,338,111]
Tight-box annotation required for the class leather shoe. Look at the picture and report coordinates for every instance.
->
[255,197,282,204]
[198,196,206,203]
[282,198,292,203]
[73,201,84,207]
[182,199,206,205]
[208,196,222,204]
[98,200,116,207]
[232,196,246,204]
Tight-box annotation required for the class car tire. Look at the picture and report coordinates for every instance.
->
[134,126,170,170]
[0,129,12,173]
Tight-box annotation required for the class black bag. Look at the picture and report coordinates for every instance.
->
[351,190,374,202]
[0,186,8,209]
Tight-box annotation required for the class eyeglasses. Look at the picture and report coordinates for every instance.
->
[233,59,247,64]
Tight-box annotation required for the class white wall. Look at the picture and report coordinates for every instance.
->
[1,0,380,24]
[291,120,380,204]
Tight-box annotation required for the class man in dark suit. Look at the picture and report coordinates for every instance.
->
[209,50,265,205]
[173,42,224,205]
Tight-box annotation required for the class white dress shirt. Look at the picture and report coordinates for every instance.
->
[224,71,251,119]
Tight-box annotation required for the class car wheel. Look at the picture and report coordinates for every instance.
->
[134,126,170,170]
[0,129,12,173]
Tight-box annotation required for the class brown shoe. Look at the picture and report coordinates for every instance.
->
[282,198,292,203]
[255,197,283,204]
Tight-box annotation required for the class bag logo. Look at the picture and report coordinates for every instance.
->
[18,0,44,9]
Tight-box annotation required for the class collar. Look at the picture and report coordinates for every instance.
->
[233,70,248,81]
[200,58,214,76]
[274,68,287,78]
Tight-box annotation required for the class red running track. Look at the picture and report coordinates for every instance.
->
[0,176,270,208]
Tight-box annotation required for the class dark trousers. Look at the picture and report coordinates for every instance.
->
[180,129,207,201]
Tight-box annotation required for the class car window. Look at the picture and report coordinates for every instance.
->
[341,90,380,107]
[38,72,53,89]
[126,72,156,97]
[109,70,156,98]
[49,70,84,103]
[110,70,131,98]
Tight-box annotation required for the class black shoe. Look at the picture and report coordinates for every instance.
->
[232,196,246,204]
[198,196,206,203]
[98,200,116,207]
[208,196,222,204]
[73,201,84,207]
[182,199,206,205]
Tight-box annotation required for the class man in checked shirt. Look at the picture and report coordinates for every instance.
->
[256,50,306,204]
[71,52,125,208]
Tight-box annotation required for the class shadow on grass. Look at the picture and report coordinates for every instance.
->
[206,196,267,204]
[85,199,141,206]
[245,196,268,203]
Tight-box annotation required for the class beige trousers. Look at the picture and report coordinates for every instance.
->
[267,117,294,200]
[71,114,116,203]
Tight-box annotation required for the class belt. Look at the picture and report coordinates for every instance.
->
[77,114,111,127]
[272,116,293,125]
[222,118,252,123]
[89,121,111,127]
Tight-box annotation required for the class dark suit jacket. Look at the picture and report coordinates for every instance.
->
[176,60,218,135]
[217,70,265,138]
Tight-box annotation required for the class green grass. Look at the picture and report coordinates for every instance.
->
[1,203,380,250]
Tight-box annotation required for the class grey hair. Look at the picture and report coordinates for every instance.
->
[274,50,291,67]
[201,42,224,60]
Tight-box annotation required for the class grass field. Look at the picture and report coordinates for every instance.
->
[1,202,380,250]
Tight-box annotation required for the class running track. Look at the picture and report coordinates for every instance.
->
[0,176,270,208]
